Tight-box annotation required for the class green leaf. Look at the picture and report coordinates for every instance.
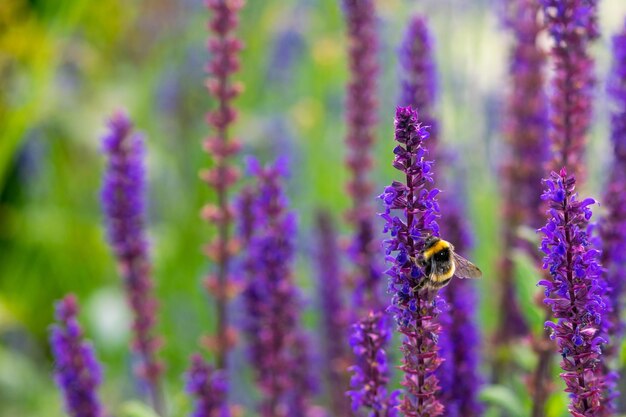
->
[479,385,526,417]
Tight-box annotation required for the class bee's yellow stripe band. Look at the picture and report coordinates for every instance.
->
[422,240,450,260]
[433,264,455,282]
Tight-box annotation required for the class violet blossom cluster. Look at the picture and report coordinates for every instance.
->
[241,158,312,417]
[186,354,229,417]
[598,21,626,414]
[396,17,482,415]
[538,169,606,416]
[341,0,382,309]
[100,111,163,413]
[495,0,550,352]
[380,106,444,417]
[541,0,598,180]
[202,0,245,370]
[347,311,398,417]
[315,211,351,417]
[50,295,104,417]
[398,16,438,158]
[436,189,483,417]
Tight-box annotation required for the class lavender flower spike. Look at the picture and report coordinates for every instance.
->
[380,106,444,417]
[101,111,163,414]
[186,354,229,417]
[398,16,438,157]
[341,0,382,309]
[242,159,313,417]
[542,0,599,180]
[315,211,351,417]
[598,20,626,414]
[538,169,606,416]
[50,294,104,417]
[348,311,398,417]
[436,187,483,417]
[202,0,245,370]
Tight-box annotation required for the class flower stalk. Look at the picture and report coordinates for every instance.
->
[380,106,444,417]
[538,169,606,416]
[542,0,598,180]
[101,111,163,414]
[202,0,246,370]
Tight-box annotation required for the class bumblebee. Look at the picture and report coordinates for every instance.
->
[414,235,482,290]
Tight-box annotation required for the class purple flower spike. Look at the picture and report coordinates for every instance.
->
[186,354,229,417]
[101,111,163,414]
[539,169,606,416]
[541,0,599,180]
[380,106,444,417]
[348,311,398,417]
[436,190,483,417]
[202,0,246,369]
[50,294,104,417]
[241,159,313,417]
[598,20,626,415]
[398,16,438,158]
[341,0,382,309]
[315,211,351,417]
[495,0,550,393]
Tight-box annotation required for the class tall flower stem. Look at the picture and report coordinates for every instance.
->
[542,0,598,179]
[598,20,626,415]
[101,112,163,415]
[538,169,606,416]
[341,0,381,310]
[202,0,245,370]
[497,2,553,413]
[315,211,351,417]
[240,159,312,417]
[381,106,443,417]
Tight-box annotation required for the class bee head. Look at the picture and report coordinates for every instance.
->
[423,235,439,248]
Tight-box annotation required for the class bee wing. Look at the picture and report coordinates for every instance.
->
[453,252,482,279]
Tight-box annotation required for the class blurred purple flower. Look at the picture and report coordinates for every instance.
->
[398,16,438,158]
[436,187,483,417]
[50,294,104,417]
[495,0,549,388]
[380,106,444,417]
[241,158,313,417]
[347,311,398,417]
[341,0,382,310]
[315,211,351,417]
[202,0,246,369]
[186,354,229,417]
[538,169,606,416]
[541,0,598,180]
[598,20,626,414]
[100,111,163,413]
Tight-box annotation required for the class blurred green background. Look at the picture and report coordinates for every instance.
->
[2,0,626,416]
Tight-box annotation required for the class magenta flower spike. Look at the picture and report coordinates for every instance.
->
[598,20,626,414]
[241,158,313,417]
[202,0,245,370]
[315,211,351,417]
[541,0,599,180]
[101,111,163,414]
[186,354,229,417]
[380,106,444,417]
[495,0,550,352]
[347,311,398,417]
[50,295,104,417]
[341,0,382,309]
[436,190,483,417]
[398,16,438,158]
[538,169,606,416]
